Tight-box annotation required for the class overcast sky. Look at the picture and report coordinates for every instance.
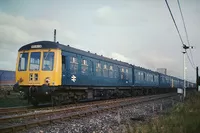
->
[0,0,199,82]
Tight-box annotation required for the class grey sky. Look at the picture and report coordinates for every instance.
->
[0,0,199,82]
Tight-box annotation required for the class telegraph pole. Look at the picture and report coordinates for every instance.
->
[182,51,186,98]
[182,44,190,98]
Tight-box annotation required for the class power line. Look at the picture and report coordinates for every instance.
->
[186,51,196,69]
[165,0,195,70]
[164,0,184,45]
[177,0,196,67]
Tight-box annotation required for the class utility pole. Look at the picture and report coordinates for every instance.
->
[182,44,190,98]
[182,51,186,98]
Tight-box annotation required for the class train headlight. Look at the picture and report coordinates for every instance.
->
[45,77,50,85]
[18,78,23,83]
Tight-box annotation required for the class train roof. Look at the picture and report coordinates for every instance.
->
[19,41,132,67]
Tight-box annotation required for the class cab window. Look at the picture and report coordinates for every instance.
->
[29,52,41,71]
[42,52,54,71]
[18,53,28,71]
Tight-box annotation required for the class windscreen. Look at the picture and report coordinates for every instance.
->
[42,52,54,71]
[18,53,29,71]
[29,52,41,71]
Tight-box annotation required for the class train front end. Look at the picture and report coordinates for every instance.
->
[15,41,62,105]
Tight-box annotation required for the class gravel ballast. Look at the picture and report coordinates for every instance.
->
[20,96,181,133]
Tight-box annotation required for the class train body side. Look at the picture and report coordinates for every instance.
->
[133,66,159,87]
[61,50,133,87]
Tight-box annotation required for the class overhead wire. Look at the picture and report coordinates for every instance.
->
[177,0,196,68]
[164,0,184,45]
[164,0,196,69]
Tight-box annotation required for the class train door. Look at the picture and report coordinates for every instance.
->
[62,55,67,85]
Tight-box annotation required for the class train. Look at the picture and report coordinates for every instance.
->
[13,41,196,106]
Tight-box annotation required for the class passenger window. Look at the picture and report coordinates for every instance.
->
[96,62,101,76]
[30,52,41,71]
[109,65,113,78]
[70,56,78,74]
[121,67,124,79]
[103,64,108,77]
[125,69,128,80]
[81,59,88,74]
[42,52,54,71]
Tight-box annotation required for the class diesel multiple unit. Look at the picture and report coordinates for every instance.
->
[14,41,195,106]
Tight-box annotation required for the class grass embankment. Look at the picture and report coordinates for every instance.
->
[134,92,200,133]
[0,91,29,107]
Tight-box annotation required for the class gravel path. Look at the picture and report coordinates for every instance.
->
[20,96,181,133]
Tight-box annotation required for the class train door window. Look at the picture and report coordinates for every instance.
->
[113,66,118,78]
[29,52,41,71]
[109,65,113,78]
[81,59,88,74]
[62,56,66,71]
[96,62,101,76]
[153,75,155,82]
[70,56,78,74]
[125,68,128,80]
[121,67,124,79]
[143,72,145,81]
[138,71,140,80]
[42,52,54,71]
[18,53,29,71]
[103,64,108,77]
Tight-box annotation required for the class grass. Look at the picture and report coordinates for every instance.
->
[132,91,200,133]
[0,91,29,107]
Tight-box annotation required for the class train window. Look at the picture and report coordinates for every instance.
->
[153,75,155,82]
[42,52,54,71]
[109,65,113,78]
[103,64,108,77]
[96,62,101,76]
[138,72,140,80]
[62,56,66,71]
[120,67,124,79]
[142,72,145,80]
[29,52,41,71]
[125,69,128,80]
[70,56,78,74]
[18,53,28,71]
[113,66,118,78]
[81,59,88,74]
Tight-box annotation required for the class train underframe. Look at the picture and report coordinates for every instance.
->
[16,85,176,106]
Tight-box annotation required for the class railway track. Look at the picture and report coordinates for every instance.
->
[0,93,177,133]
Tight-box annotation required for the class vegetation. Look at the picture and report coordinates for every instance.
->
[133,91,200,133]
[0,91,29,107]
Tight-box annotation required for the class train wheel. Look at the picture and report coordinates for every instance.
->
[31,97,39,106]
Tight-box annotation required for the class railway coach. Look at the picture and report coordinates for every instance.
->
[14,41,195,106]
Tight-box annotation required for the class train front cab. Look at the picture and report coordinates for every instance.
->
[15,47,62,105]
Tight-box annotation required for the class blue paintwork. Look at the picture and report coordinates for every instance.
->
[61,50,133,87]
[134,66,159,87]
[18,41,196,89]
